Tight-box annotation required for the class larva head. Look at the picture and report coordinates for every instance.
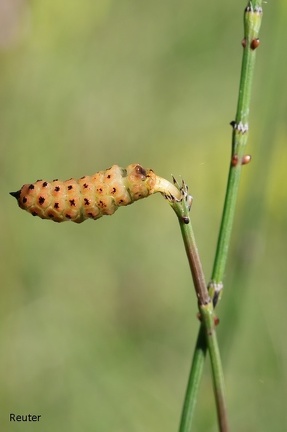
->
[124,163,181,200]
[124,164,158,201]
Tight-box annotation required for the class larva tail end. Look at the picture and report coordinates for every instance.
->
[10,190,21,200]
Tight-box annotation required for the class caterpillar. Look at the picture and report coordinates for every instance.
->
[10,163,181,223]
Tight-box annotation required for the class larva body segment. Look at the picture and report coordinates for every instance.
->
[10,163,180,223]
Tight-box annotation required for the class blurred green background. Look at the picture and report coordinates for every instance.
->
[1,1,286,431]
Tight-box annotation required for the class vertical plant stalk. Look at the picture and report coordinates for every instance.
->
[169,189,228,432]
[211,0,263,297]
[178,1,263,431]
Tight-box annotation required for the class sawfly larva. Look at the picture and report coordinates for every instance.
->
[10,163,181,223]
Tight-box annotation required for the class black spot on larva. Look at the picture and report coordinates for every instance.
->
[48,213,54,218]
[42,182,48,187]
[36,179,42,182]
[69,199,76,206]
[54,186,60,192]
[111,187,116,194]
[53,179,58,181]
[54,203,59,209]
[135,165,146,178]
[83,183,88,189]
[84,198,90,205]
[97,188,103,193]
[32,211,38,216]
[107,174,111,179]
[119,199,124,204]
[98,200,105,208]
[22,197,27,204]
[28,184,35,190]
[39,196,45,205]
[80,176,86,179]
[88,212,94,217]
[65,214,72,219]
[68,185,73,190]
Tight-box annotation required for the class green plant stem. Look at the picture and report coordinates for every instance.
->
[178,213,209,306]
[211,0,263,291]
[178,1,263,430]
[179,326,206,431]
[200,304,228,432]
[171,197,229,432]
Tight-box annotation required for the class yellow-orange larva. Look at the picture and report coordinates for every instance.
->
[10,163,181,223]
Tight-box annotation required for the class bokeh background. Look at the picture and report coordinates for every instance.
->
[1,1,286,431]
